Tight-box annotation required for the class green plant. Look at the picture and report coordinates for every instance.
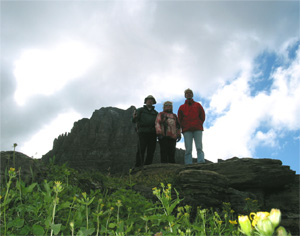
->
[238,209,291,236]
[1,167,17,235]
[0,161,292,236]
[50,181,63,236]
[244,197,261,213]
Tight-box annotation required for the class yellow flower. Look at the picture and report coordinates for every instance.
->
[53,181,63,193]
[116,200,122,207]
[238,215,252,236]
[250,211,270,227]
[184,213,189,217]
[269,209,281,228]
[9,167,15,172]
[229,220,238,225]
[70,221,74,228]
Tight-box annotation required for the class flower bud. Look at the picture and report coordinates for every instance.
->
[256,218,275,236]
[238,215,252,236]
[268,209,281,228]
[276,226,288,236]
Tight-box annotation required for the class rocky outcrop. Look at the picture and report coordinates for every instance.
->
[1,151,299,234]
[131,158,299,235]
[0,151,47,184]
[42,106,185,174]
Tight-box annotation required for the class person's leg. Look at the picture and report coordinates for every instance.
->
[168,138,176,163]
[145,133,157,165]
[135,133,147,167]
[183,131,193,164]
[159,138,168,163]
[194,130,205,163]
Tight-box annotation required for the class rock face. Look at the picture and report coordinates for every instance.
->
[1,155,298,234]
[42,106,185,174]
[131,159,299,235]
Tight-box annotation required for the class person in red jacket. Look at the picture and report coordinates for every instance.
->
[178,88,205,164]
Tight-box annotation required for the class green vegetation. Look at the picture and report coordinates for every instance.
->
[0,158,291,236]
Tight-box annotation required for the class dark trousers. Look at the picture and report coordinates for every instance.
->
[135,132,157,167]
[159,137,176,163]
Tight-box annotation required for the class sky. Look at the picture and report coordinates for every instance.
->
[1,0,299,173]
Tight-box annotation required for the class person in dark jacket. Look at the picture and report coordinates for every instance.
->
[178,88,206,164]
[155,101,181,163]
[132,95,158,167]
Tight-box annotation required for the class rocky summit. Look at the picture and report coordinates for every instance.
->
[42,106,185,174]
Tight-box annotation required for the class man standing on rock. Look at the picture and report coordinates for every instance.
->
[132,95,158,167]
[178,88,206,164]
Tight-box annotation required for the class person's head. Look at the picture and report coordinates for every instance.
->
[144,95,156,106]
[184,88,193,99]
[163,101,173,113]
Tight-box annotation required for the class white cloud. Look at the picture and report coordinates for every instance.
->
[18,110,82,158]
[14,41,96,105]
[1,1,299,164]
[203,44,300,162]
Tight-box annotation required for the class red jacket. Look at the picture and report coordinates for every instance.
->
[178,99,205,133]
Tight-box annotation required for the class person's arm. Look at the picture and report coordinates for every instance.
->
[132,108,141,123]
[178,106,183,124]
[155,113,162,135]
[198,104,205,123]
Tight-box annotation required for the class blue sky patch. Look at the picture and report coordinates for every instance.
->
[249,51,278,97]
[253,130,299,173]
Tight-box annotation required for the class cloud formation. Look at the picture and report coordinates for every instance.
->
[1,1,299,168]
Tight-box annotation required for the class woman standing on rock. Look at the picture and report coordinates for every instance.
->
[155,101,181,163]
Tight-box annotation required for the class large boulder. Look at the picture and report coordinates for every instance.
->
[184,157,296,190]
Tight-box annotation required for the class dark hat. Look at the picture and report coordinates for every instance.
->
[144,95,157,104]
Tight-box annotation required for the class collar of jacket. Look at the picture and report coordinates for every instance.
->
[185,99,194,105]
[143,105,155,110]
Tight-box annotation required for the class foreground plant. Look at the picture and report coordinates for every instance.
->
[152,183,181,233]
[238,209,291,236]
[51,181,64,236]
[1,167,17,235]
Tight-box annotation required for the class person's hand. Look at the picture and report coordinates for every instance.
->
[133,110,137,118]
[176,136,181,142]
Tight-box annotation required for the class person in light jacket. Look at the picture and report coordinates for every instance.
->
[178,89,205,164]
[155,101,181,163]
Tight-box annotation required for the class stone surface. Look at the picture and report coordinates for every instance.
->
[186,157,296,190]
[1,153,299,234]
[130,159,299,235]
[42,106,186,174]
